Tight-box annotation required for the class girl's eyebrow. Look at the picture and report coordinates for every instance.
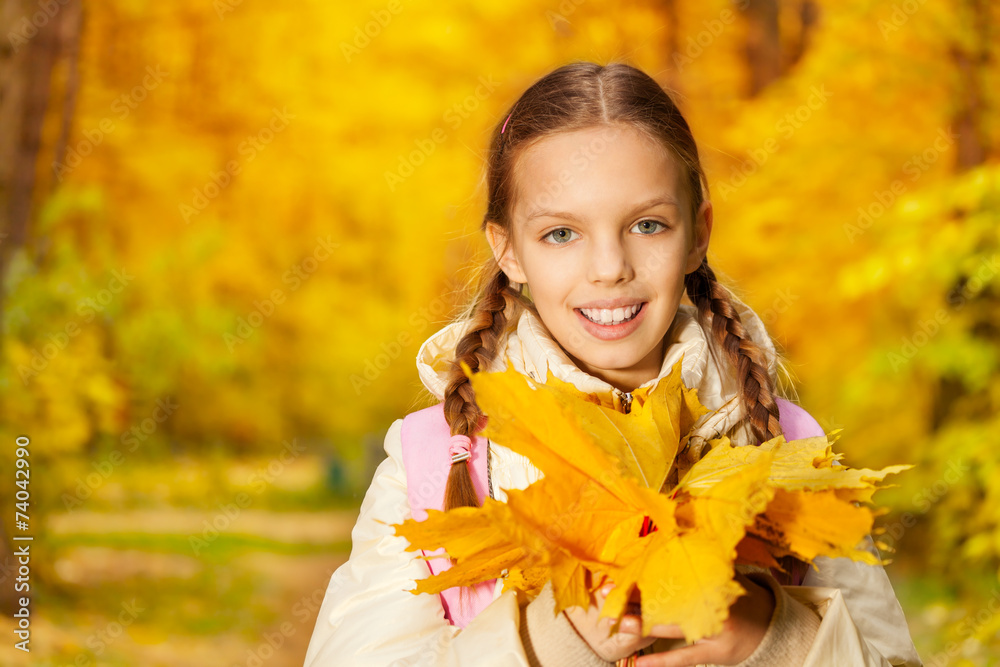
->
[524,195,681,223]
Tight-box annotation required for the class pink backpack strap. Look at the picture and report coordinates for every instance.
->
[774,396,825,442]
[400,403,496,628]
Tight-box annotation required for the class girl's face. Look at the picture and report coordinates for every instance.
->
[487,125,712,392]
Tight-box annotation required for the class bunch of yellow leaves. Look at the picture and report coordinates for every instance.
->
[389,357,910,642]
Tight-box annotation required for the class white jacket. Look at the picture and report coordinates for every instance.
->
[304,300,923,667]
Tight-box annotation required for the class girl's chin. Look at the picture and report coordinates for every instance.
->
[568,347,659,377]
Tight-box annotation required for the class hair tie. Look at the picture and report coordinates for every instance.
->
[501,113,512,134]
[449,434,472,464]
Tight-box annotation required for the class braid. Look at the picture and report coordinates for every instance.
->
[684,259,782,444]
[685,260,810,587]
[442,266,520,511]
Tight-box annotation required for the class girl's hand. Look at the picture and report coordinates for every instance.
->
[562,580,659,662]
[624,572,777,667]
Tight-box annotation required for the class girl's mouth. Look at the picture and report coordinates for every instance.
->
[574,302,648,341]
[578,303,644,325]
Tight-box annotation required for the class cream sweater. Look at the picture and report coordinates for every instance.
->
[519,571,822,667]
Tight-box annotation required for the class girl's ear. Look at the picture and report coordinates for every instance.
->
[486,221,528,283]
[685,200,713,274]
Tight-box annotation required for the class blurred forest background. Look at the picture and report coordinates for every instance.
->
[0,0,997,664]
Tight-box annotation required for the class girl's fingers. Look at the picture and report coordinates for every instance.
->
[647,624,685,639]
[635,643,713,667]
[619,615,641,634]
[617,616,686,640]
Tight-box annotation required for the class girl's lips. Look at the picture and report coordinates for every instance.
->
[574,302,647,341]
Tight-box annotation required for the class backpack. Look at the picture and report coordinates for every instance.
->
[400,396,823,628]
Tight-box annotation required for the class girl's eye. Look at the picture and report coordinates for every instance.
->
[542,228,579,244]
[632,219,666,234]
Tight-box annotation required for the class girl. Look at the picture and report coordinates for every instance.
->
[304,61,922,667]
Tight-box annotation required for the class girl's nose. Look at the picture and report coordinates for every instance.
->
[586,237,634,285]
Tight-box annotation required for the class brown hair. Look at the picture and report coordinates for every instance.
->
[442,61,788,512]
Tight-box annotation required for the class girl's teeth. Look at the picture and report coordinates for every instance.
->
[581,304,640,325]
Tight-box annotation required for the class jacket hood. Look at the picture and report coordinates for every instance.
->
[415,290,779,444]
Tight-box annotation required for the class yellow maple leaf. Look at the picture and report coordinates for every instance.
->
[677,434,911,566]
[753,488,886,563]
[601,453,776,639]
[501,566,548,598]
[471,355,704,494]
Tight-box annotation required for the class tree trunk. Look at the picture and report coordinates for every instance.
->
[661,0,682,93]
[0,0,83,613]
[949,0,989,171]
[739,0,782,97]
[787,0,820,69]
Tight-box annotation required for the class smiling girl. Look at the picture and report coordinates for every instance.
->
[304,61,922,667]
